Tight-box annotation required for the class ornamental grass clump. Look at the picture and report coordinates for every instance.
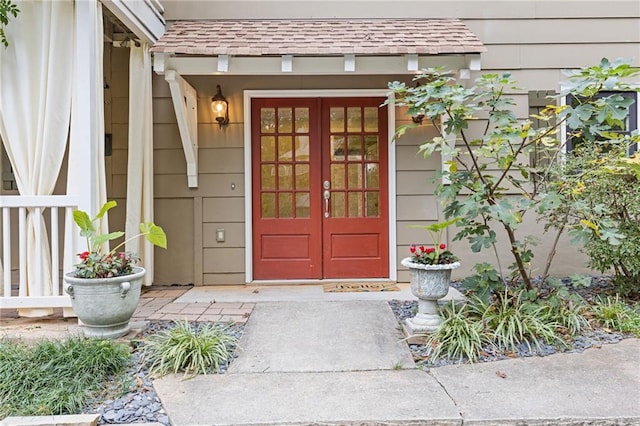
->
[592,295,640,336]
[423,301,489,363]
[141,320,239,378]
[538,294,590,336]
[417,276,594,365]
[72,200,167,278]
[0,337,130,417]
[479,289,561,352]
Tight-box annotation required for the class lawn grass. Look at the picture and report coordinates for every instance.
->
[0,337,130,418]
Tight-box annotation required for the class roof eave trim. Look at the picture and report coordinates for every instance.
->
[153,53,483,76]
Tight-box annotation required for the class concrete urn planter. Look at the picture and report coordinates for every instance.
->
[401,258,460,334]
[64,267,145,339]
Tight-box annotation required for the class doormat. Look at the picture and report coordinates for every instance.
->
[322,282,400,293]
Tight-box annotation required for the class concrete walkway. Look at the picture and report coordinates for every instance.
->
[154,299,640,426]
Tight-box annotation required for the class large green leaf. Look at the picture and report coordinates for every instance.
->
[72,210,94,235]
[140,222,167,249]
[93,231,125,247]
[567,104,594,129]
[94,200,117,220]
[409,217,461,233]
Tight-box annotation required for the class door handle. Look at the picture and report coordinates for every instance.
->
[323,190,330,218]
[323,180,331,218]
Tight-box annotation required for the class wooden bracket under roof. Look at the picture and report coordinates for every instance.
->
[165,70,198,188]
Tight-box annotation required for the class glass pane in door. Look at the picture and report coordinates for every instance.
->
[261,108,275,133]
[261,136,275,161]
[330,108,344,132]
[347,107,362,132]
[364,107,378,132]
[331,192,345,217]
[278,108,292,132]
[295,108,309,132]
[365,192,379,217]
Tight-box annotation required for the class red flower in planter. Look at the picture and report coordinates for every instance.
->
[406,218,460,265]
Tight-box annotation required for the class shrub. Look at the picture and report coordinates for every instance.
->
[0,337,130,417]
[548,141,640,296]
[141,320,239,377]
[460,262,505,304]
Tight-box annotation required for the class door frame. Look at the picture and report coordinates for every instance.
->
[243,89,397,283]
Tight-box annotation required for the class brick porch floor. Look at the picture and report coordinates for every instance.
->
[133,287,253,324]
[0,286,254,325]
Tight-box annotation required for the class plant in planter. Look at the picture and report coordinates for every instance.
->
[401,218,460,334]
[64,201,167,339]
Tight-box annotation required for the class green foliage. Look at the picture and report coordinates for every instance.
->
[592,296,640,336]
[389,58,640,295]
[72,201,167,278]
[141,320,239,378]
[0,337,130,417]
[73,251,140,279]
[0,0,18,48]
[423,301,490,363]
[547,140,640,295]
[460,262,505,304]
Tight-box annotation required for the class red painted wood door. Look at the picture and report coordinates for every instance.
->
[252,97,388,280]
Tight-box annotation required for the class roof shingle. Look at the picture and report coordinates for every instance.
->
[152,19,486,56]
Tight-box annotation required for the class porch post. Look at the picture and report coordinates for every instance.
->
[66,0,106,258]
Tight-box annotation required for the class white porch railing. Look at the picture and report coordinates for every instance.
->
[0,195,79,310]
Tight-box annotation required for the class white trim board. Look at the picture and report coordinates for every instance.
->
[102,0,165,43]
[154,54,479,76]
[243,89,397,283]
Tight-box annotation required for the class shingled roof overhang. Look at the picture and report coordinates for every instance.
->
[152,18,485,75]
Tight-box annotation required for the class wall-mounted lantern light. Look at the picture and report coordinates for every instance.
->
[411,112,425,125]
[211,84,229,127]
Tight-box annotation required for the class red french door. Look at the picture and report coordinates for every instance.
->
[252,97,388,280]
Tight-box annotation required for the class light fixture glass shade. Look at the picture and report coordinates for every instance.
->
[412,112,425,125]
[211,84,229,127]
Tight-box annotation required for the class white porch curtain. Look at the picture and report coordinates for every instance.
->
[66,0,107,259]
[0,0,74,315]
[125,43,154,286]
